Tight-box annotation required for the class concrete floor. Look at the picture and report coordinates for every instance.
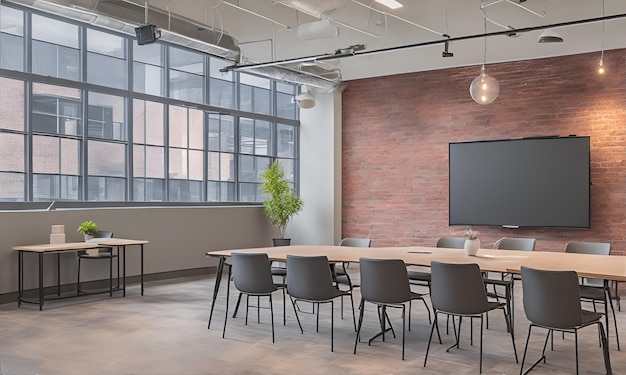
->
[0,267,622,375]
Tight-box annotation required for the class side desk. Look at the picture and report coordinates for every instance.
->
[13,238,148,310]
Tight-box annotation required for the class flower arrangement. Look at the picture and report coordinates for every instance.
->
[77,220,100,235]
[465,227,479,240]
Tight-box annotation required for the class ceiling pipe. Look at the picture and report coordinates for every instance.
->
[223,12,626,72]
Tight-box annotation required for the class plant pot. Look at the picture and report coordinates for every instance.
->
[273,238,291,246]
[84,234,94,242]
[464,238,480,256]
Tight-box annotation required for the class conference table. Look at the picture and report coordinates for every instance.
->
[13,238,148,310]
[206,244,626,330]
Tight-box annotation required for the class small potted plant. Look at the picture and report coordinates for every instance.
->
[77,220,99,241]
[260,160,304,246]
[464,227,480,256]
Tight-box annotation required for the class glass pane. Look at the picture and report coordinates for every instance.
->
[189,150,203,181]
[0,77,24,131]
[238,182,262,202]
[238,155,270,183]
[87,53,127,89]
[207,181,235,202]
[209,78,234,108]
[208,114,234,152]
[32,136,59,174]
[133,99,164,145]
[1,6,24,71]
[133,178,164,201]
[278,158,295,183]
[0,172,24,201]
[239,118,253,154]
[169,70,203,103]
[0,132,24,172]
[276,82,295,94]
[277,123,295,158]
[88,176,125,201]
[88,92,126,141]
[32,14,78,48]
[253,87,271,115]
[169,179,201,202]
[133,62,163,96]
[277,92,296,119]
[134,41,163,65]
[35,174,80,201]
[32,83,82,136]
[32,41,80,81]
[87,28,125,58]
[255,120,270,155]
[169,47,203,74]
[168,148,187,179]
[168,105,187,148]
[240,73,270,89]
[60,138,80,175]
[134,144,164,179]
[88,140,126,177]
[209,57,232,80]
[189,109,203,150]
[208,152,234,182]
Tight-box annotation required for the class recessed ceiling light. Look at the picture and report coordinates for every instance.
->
[375,0,403,10]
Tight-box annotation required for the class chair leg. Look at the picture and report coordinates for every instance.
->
[520,324,549,375]
[222,265,232,339]
[424,311,439,368]
[290,296,304,334]
[269,294,275,343]
[245,295,250,325]
[349,292,357,331]
[606,287,621,351]
[599,322,613,374]
[504,306,519,363]
[575,330,579,375]
[354,299,366,354]
[330,300,334,352]
[479,315,484,374]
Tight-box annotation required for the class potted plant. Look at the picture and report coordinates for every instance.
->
[464,227,480,256]
[77,220,100,241]
[260,160,304,246]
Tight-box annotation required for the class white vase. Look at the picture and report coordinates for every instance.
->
[84,234,94,242]
[464,238,480,256]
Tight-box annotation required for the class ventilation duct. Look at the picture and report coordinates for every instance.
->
[245,64,344,94]
[8,0,241,61]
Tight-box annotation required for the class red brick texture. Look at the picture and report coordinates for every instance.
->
[342,49,626,254]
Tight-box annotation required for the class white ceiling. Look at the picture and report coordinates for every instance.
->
[140,0,626,81]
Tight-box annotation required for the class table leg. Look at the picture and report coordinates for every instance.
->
[140,244,144,295]
[38,253,44,311]
[18,251,23,307]
[57,253,61,296]
[208,256,226,329]
[122,246,127,297]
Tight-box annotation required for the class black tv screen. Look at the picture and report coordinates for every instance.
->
[449,136,590,228]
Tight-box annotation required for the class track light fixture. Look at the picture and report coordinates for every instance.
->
[442,34,453,58]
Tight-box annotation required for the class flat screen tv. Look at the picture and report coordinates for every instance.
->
[449,136,590,228]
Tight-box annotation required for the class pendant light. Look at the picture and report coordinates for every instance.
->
[469,15,499,105]
[598,0,606,74]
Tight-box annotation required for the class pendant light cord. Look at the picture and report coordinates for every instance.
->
[601,0,605,62]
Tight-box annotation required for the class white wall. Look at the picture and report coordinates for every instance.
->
[289,91,342,245]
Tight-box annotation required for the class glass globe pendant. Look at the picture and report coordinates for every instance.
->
[470,64,499,105]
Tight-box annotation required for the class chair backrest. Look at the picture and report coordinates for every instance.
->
[231,252,277,294]
[286,255,337,301]
[565,241,610,256]
[339,238,371,247]
[565,241,610,287]
[430,261,489,314]
[436,237,466,249]
[358,257,412,304]
[93,230,113,254]
[521,266,582,328]
[494,237,536,251]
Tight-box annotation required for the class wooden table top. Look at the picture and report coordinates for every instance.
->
[207,245,626,282]
[13,238,148,253]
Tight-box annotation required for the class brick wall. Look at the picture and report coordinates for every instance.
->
[342,49,626,254]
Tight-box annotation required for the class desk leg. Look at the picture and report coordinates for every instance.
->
[18,251,23,307]
[140,244,144,296]
[122,246,127,297]
[38,253,44,311]
[57,253,61,296]
[208,256,226,329]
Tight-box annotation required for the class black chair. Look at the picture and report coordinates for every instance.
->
[333,237,371,292]
[483,237,536,334]
[286,254,355,352]
[76,230,117,296]
[354,257,430,360]
[407,236,466,289]
[223,252,282,343]
[424,261,517,374]
[519,266,612,375]
[565,241,620,351]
